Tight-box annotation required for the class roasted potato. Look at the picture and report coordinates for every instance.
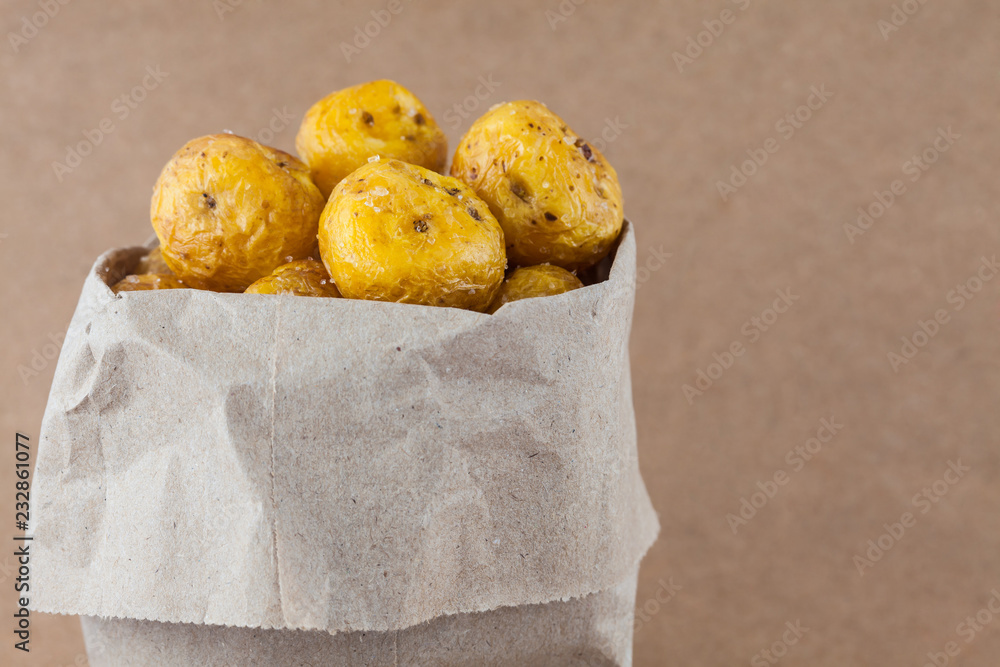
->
[244,259,341,297]
[112,273,187,293]
[135,246,172,275]
[319,158,505,311]
[488,264,584,313]
[296,80,447,198]
[451,100,623,271]
[151,134,325,293]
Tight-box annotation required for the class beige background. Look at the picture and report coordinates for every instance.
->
[2,0,998,665]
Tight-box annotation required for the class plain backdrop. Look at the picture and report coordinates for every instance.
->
[2,1,999,665]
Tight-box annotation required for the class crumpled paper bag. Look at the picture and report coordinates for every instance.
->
[31,221,658,664]
[80,574,638,666]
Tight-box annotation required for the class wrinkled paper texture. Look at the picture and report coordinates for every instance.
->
[81,574,638,667]
[31,221,658,636]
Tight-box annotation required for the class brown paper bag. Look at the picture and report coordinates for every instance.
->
[30,221,658,665]
[79,574,638,666]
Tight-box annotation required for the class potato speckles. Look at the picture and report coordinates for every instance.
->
[319,159,505,311]
[151,134,324,292]
[487,264,584,313]
[451,100,623,270]
[244,259,341,297]
[296,80,447,198]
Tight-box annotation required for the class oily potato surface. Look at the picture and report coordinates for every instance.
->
[488,264,584,313]
[451,100,623,271]
[319,159,505,311]
[112,273,187,293]
[244,259,341,297]
[135,247,172,275]
[296,80,447,198]
[151,134,325,293]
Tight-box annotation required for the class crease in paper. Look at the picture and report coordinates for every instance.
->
[29,222,659,637]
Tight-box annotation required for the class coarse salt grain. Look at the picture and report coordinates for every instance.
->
[368,154,381,163]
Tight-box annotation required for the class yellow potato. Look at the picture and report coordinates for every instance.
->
[319,159,505,311]
[134,246,172,275]
[296,80,447,198]
[112,273,187,293]
[244,259,341,297]
[151,134,325,293]
[488,264,584,313]
[451,100,624,271]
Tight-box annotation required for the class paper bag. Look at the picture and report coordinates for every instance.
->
[30,221,658,664]
[80,574,638,666]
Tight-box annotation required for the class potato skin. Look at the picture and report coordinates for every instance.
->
[244,259,341,297]
[112,273,187,293]
[451,100,623,271]
[135,247,172,275]
[296,80,447,198]
[319,159,505,311]
[488,264,584,313]
[151,134,325,293]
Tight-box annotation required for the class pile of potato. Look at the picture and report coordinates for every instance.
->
[115,80,624,314]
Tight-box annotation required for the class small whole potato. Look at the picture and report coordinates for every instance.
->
[244,259,341,297]
[451,100,624,271]
[135,246,172,275]
[319,159,505,311]
[151,134,325,293]
[488,264,584,313]
[112,274,187,293]
[296,80,448,198]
